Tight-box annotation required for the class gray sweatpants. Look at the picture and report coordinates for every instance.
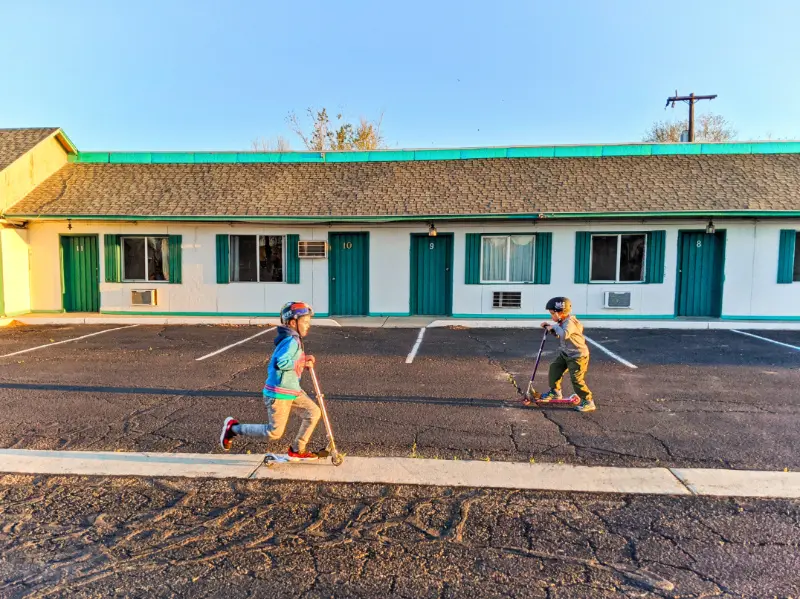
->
[233,393,321,452]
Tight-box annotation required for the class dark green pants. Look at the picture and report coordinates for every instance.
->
[548,353,592,402]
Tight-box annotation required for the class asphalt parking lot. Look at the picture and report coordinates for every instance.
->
[1,474,798,599]
[0,322,799,470]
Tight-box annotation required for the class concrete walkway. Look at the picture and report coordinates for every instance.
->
[7,313,800,330]
[1,449,799,498]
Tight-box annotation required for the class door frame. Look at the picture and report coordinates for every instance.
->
[60,234,101,313]
[328,232,370,316]
[409,232,454,316]
[674,229,727,318]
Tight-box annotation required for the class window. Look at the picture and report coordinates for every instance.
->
[122,237,169,281]
[795,232,800,282]
[480,235,535,283]
[590,234,646,283]
[230,235,284,282]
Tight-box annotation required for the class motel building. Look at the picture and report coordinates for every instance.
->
[1,127,799,326]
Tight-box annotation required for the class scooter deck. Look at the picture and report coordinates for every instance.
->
[264,453,326,465]
[523,393,581,408]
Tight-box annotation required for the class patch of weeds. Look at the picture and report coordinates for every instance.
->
[409,441,422,459]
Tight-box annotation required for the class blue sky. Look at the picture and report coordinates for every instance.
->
[2,0,799,151]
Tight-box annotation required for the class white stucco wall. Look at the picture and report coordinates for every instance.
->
[0,228,31,315]
[22,219,800,319]
[723,221,800,317]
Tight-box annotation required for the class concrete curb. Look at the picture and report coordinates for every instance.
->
[8,315,800,330]
[2,449,799,498]
[428,319,800,331]
[11,316,342,327]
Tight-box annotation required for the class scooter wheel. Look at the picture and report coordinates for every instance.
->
[331,453,345,467]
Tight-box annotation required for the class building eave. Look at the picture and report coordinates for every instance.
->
[5,210,800,224]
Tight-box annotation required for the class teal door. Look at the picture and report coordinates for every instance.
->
[410,234,453,315]
[61,236,100,313]
[329,232,369,316]
[675,231,726,317]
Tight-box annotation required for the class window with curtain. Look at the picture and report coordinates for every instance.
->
[590,234,646,282]
[122,236,169,281]
[230,235,285,282]
[480,235,535,283]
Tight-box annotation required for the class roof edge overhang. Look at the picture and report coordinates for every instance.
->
[5,210,800,224]
[65,140,800,165]
[53,129,78,155]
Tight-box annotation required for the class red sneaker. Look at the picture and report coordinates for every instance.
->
[220,417,238,451]
[287,446,319,461]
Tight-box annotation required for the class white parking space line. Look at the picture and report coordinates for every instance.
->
[731,330,800,352]
[583,335,638,369]
[405,327,427,364]
[196,327,276,361]
[0,325,140,359]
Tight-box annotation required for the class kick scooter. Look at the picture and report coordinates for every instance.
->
[521,328,580,408]
[265,365,345,466]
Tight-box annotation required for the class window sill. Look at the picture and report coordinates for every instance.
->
[588,281,646,285]
[479,282,535,285]
[121,280,173,284]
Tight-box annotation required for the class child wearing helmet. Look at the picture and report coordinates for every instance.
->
[540,297,596,412]
[219,301,324,460]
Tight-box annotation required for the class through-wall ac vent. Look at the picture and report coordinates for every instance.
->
[492,291,522,309]
[131,290,157,306]
[298,241,328,258]
[603,291,632,308]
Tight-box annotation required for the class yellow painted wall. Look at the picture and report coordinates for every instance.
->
[0,228,31,315]
[0,131,68,315]
[1,135,68,213]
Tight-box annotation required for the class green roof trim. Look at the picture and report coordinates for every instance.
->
[64,140,800,165]
[7,210,800,223]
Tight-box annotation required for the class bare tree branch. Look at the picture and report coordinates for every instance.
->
[286,107,387,151]
[643,112,736,143]
[251,136,291,152]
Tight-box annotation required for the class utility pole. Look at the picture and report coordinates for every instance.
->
[665,91,717,142]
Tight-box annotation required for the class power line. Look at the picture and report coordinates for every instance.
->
[665,91,718,142]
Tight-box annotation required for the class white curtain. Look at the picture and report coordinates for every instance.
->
[482,237,507,281]
[230,236,242,282]
[509,235,534,282]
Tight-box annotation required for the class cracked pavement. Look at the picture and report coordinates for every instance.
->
[1,324,800,596]
[0,474,798,598]
[1,324,798,470]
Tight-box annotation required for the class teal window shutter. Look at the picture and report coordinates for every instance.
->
[777,229,797,284]
[168,235,182,284]
[533,233,552,284]
[216,234,229,284]
[465,233,481,284]
[574,232,591,283]
[286,234,300,284]
[103,234,120,283]
[645,230,666,284]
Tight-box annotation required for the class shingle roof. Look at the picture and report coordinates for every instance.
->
[6,153,800,218]
[0,128,59,172]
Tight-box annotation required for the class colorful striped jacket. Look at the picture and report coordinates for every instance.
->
[263,326,307,400]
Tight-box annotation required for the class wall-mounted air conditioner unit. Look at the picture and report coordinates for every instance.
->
[603,291,631,309]
[298,241,328,258]
[131,290,157,306]
[493,291,522,309]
